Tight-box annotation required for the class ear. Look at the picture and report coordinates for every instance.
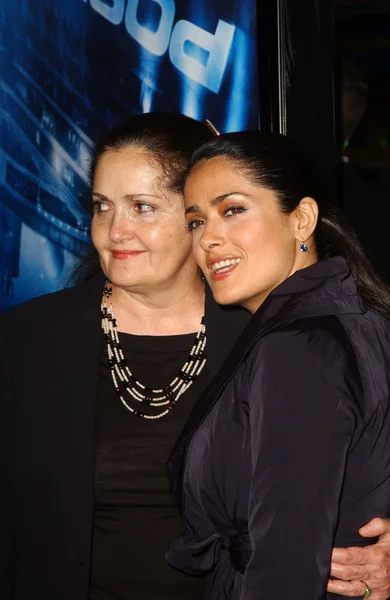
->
[291,197,318,242]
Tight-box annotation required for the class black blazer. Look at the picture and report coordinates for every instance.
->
[0,272,249,600]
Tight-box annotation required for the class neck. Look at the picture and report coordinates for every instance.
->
[245,255,318,314]
[109,275,205,336]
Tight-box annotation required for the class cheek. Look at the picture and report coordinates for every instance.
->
[91,220,106,249]
[166,214,190,245]
[146,224,172,249]
[147,220,191,254]
[189,229,205,259]
[228,220,262,250]
[191,241,204,266]
[234,217,291,254]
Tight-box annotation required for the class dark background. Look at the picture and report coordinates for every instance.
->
[334,0,390,282]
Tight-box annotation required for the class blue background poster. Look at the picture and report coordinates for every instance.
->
[0,0,258,311]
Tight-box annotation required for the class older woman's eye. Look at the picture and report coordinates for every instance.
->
[92,200,110,213]
[186,219,204,232]
[135,202,154,213]
[224,206,247,217]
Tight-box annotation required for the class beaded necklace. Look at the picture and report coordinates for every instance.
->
[101,282,207,419]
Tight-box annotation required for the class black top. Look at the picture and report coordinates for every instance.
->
[0,272,250,600]
[167,257,390,600]
[89,331,208,599]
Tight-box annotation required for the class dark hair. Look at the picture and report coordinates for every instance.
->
[187,130,390,318]
[72,112,214,284]
[91,112,214,192]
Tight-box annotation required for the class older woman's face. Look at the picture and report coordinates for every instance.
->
[184,157,311,313]
[91,146,195,293]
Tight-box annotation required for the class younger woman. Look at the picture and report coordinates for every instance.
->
[167,131,390,599]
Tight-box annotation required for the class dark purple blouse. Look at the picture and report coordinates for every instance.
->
[167,257,390,600]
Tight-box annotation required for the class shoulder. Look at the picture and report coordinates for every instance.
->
[2,285,81,321]
[248,315,357,376]
[0,272,105,337]
[244,316,362,421]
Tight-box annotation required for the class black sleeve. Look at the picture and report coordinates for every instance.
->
[0,315,14,597]
[242,320,359,600]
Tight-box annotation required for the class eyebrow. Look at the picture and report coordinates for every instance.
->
[91,192,108,201]
[124,193,158,201]
[91,192,158,201]
[185,192,249,215]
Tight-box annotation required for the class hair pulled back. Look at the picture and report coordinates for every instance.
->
[187,131,390,318]
[90,112,214,193]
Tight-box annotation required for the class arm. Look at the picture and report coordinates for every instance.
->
[242,323,357,600]
[328,518,390,599]
[0,480,13,596]
[0,317,14,597]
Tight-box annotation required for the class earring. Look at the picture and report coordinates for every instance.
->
[299,242,308,252]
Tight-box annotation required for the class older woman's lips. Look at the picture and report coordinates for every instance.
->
[111,250,145,259]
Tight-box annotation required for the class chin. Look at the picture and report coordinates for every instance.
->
[104,269,138,289]
[211,289,242,307]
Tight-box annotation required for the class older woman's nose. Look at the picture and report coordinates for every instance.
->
[109,212,135,243]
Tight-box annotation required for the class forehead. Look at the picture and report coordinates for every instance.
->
[93,146,163,185]
[184,156,281,213]
[184,157,254,201]
[187,157,250,185]
[92,146,184,208]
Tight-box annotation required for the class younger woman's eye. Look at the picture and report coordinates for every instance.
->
[224,206,247,217]
[92,200,110,213]
[186,219,204,232]
[135,202,154,214]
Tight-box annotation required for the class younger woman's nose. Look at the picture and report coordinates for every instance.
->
[199,221,225,252]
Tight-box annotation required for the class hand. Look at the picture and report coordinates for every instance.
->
[327,518,390,599]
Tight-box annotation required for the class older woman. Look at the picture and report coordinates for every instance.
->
[167,130,390,600]
[1,114,390,600]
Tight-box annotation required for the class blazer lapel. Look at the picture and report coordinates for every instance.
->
[167,287,251,509]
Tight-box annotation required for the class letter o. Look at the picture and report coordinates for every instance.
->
[90,0,125,25]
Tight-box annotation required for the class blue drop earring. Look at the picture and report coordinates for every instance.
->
[300,242,308,253]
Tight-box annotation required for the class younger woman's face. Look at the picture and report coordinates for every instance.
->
[184,157,314,313]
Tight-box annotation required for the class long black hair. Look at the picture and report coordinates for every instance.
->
[71,112,214,283]
[187,131,390,318]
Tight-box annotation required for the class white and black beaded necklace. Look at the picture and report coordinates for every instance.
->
[101,282,207,419]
